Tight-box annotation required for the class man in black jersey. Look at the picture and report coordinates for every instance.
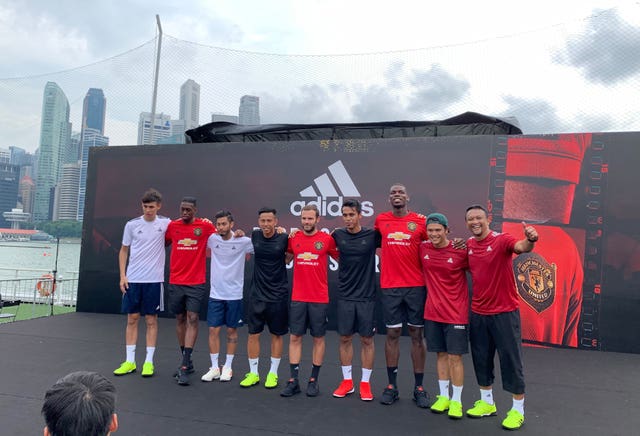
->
[331,199,380,401]
[240,208,293,389]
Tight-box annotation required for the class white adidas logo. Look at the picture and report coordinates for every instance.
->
[289,160,374,217]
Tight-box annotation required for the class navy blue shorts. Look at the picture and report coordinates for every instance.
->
[121,282,162,316]
[425,320,469,355]
[207,298,243,328]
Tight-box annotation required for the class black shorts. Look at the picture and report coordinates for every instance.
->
[289,301,328,337]
[469,310,525,395]
[167,284,208,315]
[247,298,288,336]
[425,320,469,355]
[336,300,376,337]
[381,286,426,328]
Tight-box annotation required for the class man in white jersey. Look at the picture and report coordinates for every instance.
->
[114,189,170,378]
[201,211,254,383]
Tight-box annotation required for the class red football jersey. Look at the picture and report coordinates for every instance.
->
[287,231,338,303]
[375,211,427,288]
[165,218,216,285]
[467,231,519,315]
[420,241,469,324]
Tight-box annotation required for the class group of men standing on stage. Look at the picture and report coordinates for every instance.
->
[114,183,538,431]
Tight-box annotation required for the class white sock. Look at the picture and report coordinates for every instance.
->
[249,358,259,375]
[224,354,234,369]
[342,365,353,380]
[145,347,155,364]
[126,345,135,362]
[481,388,494,405]
[452,385,463,402]
[438,379,450,398]
[210,353,219,369]
[512,397,525,415]
[269,357,281,374]
[361,368,372,383]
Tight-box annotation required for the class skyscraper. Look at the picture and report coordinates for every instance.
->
[180,79,200,130]
[54,162,81,221]
[82,88,106,134]
[33,82,71,222]
[0,162,20,228]
[137,112,172,145]
[77,128,108,221]
[211,113,239,124]
[239,95,260,125]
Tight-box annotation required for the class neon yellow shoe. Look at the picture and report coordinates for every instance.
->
[466,400,497,418]
[240,372,260,387]
[448,400,463,419]
[502,409,524,430]
[430,395,450,413]
[141,362,154,377]
[265,372,278,389]
[113,361,136,376]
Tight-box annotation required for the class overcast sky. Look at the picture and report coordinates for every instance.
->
[2,0,640,152]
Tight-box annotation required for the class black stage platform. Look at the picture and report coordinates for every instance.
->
[1,313,638,435]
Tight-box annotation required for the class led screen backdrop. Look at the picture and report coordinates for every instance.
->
[77,133,639,353]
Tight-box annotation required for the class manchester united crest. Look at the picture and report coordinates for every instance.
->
[513,252,556,313]
[314,241,324,250]
[407,222,417,231]
[194,228,202,236]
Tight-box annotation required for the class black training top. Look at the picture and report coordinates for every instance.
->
[332,227,380,301]
[250,229,289,302]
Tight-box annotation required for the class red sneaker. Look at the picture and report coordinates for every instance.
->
[332,379,355,398]
[360,381,374,401]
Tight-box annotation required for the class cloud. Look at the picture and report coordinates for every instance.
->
[351,85,405,122]
[500,96,568,134]
[553,9,640,84]
[261,84,350,124]
[407,66,470,113]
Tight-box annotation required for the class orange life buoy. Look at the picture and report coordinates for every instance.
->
[36,274,55,297]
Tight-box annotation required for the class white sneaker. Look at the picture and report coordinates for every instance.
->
[220,366,233,382]
[201,367,221,382]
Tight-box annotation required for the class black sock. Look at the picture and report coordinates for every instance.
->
[290,363,299,380]
[310,364,321,380]
[414,373,424,387]
[387,367,398,387]
[182,348,193,367]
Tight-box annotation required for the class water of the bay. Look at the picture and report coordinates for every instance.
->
[0,240,81,280]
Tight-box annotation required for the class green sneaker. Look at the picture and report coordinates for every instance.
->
[240,372,260,387]
[141,362,154,377]
[466,399,497,418]
[265,372,278,389]
[430,395,450,413]
[113,361,136,376]
[502,409,524,430]
[448,400,463,419]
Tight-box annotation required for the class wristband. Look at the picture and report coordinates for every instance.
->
[527,237,538,243]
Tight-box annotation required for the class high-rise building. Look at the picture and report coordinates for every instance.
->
[82,88,106,134]
[180,79,200,130]
[77,128,108,221]
[54,162,81,221]
[211,113,239,124]
[34,82,71,222]
[19,175,35,215]
[239,95,260,125]
[0,162,20,228]
[157,119,187,145]
[137,112,172,145]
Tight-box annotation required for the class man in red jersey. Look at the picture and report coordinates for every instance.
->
[374,183,430,407]
[280,204,338,398]
[419,213,469,419]
[165,197,216,386]
[464,204,538,431]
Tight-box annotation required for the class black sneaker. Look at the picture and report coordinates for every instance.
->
[380,385,399,405]
[173,362,194,378]
[306,378,320,397]
[413,386,430,408]
[280,378,301,397]
[176,366,190,386]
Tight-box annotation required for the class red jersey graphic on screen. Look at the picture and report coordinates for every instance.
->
[287,231,338,303]
[375,211,427,288]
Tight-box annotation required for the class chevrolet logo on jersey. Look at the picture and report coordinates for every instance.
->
[297,252,319,261]
[388,232,411,241]
[178,238,198,247]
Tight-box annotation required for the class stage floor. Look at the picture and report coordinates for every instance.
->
[1,312,638,435]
